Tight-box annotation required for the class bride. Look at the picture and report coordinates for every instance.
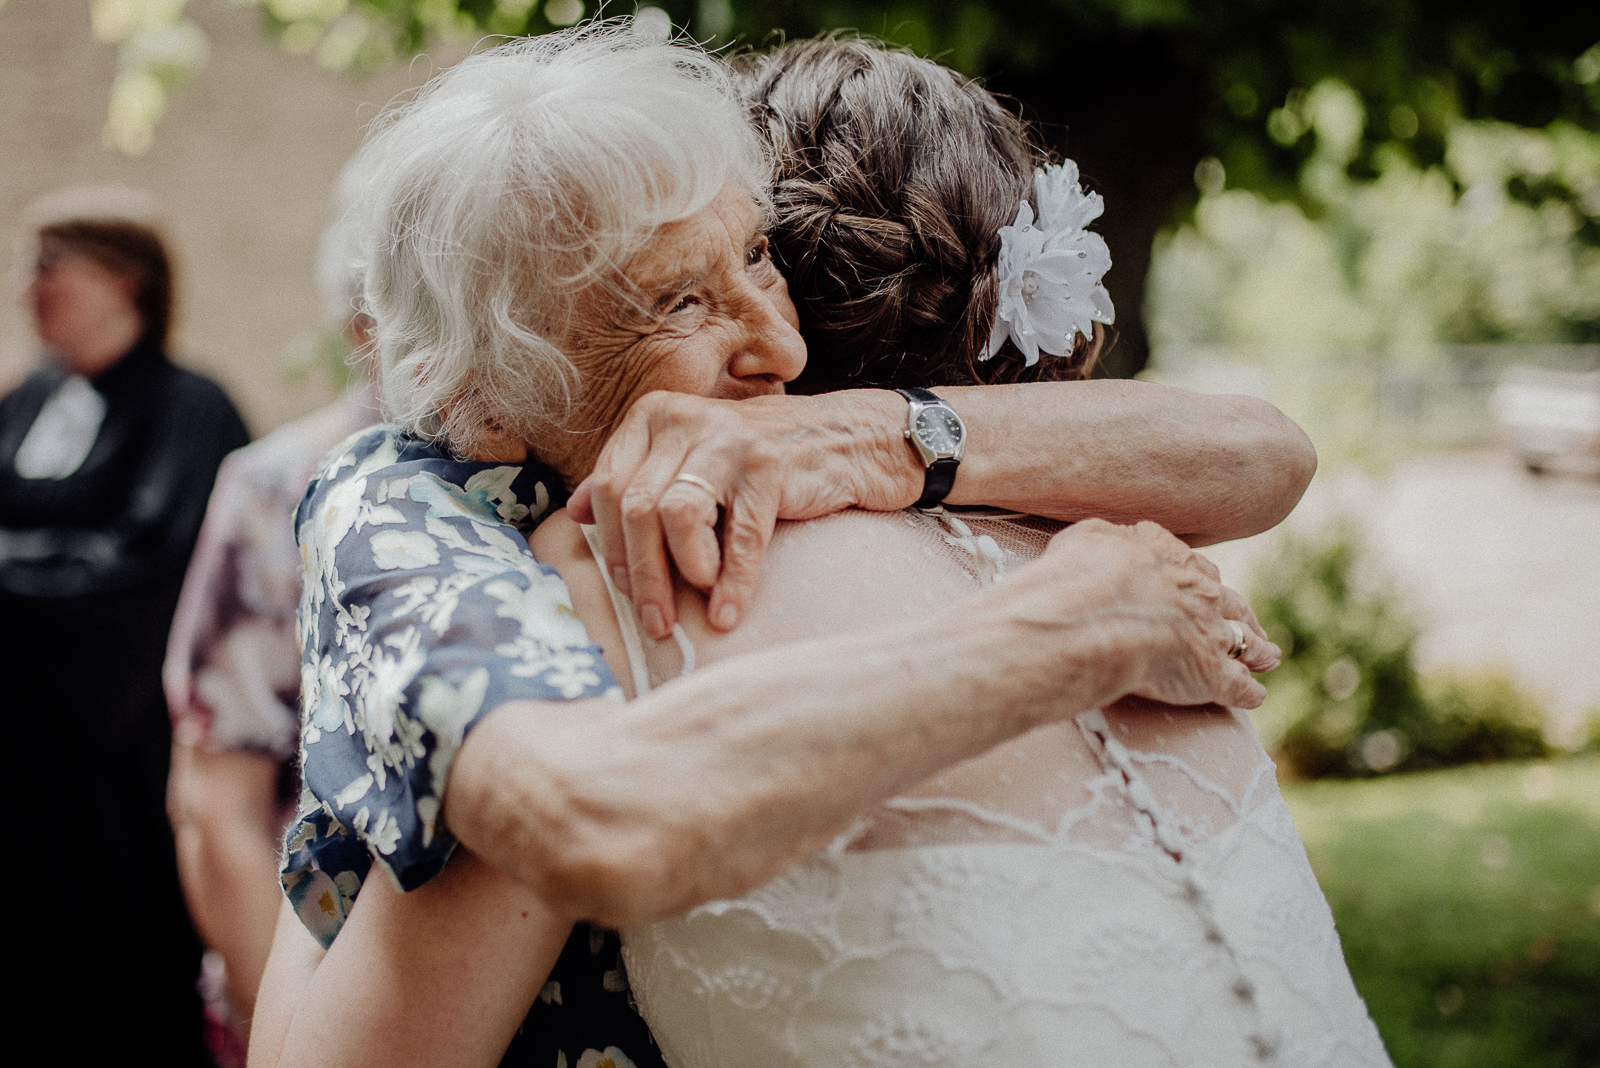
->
[256,27,1387,1068]
[540,40,1391,1068]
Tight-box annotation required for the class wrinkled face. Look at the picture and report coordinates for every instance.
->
[531,185,808,479]
[28,241,141,374]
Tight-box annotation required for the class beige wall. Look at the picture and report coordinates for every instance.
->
[0,0,465,435]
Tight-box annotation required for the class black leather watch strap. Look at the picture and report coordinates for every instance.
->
[916,457,960,510]
[895,387,963,510]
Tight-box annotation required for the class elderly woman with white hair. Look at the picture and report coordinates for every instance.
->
[255,23,1324,1068]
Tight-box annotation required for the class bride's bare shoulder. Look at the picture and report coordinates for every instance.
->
[527,509,636,695]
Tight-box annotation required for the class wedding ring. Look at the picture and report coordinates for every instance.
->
[1225,620,1248,660]
[671,472,722,505]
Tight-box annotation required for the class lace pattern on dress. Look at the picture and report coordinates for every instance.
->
[610,512,1391,1068]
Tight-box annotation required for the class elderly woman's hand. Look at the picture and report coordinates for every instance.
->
[1034,519,1279,709]
[569,389,917,638]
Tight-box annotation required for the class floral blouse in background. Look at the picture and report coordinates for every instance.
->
[283,425,660,1068]
[165,385,381,761]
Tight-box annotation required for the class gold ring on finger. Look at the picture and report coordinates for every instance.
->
[671,472,723,506]
[1225,619,1248,660]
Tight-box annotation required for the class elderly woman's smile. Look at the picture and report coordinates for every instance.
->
[532,185,808,480]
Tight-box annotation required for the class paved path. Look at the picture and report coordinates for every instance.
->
[1202,451,1600,743]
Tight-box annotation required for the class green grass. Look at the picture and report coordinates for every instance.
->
[1284,757,1600,1068]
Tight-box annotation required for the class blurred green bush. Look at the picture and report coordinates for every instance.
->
[1248,523,1556,778]
[284,325,362,391]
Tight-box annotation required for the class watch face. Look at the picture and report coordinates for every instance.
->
[913,406,964,456]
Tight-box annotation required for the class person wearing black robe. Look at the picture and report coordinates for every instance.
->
[0,209,248,1062]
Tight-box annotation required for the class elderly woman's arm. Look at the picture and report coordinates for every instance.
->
[945,383,1315,535]
[255,516,1270,1068]
[573,381,1314,637]
[447,517,1275,929]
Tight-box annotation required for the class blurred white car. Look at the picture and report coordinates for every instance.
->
[1491,367,1600,473]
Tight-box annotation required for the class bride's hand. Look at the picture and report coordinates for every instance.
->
[1039,519,1279,709]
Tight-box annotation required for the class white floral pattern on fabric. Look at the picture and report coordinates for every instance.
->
[278,426,666,1068]
[166,385,382,760]
[986,160,1116,365]
[280,425,623,931]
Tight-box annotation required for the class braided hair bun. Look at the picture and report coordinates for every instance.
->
[734,38,1103,394]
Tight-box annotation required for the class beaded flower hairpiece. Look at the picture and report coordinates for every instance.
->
[984,160,1116,366]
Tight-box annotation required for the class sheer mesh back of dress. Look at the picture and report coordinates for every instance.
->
[615,509,1389,1068]
[634,509,1277,861]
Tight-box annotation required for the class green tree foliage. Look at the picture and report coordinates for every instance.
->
[1147,79,1600,372]
[92,0,1599,372]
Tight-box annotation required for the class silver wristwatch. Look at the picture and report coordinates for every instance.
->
[895,387,966,510]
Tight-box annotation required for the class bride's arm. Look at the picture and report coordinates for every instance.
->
[250,850,567,1068]
[571,381,1312,637]
[250,899,324,1067]
[940,382,1314,537]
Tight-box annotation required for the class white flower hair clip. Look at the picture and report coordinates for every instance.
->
[985,160,1115,366]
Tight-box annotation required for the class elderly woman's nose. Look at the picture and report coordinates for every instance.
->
[729,287,806,382]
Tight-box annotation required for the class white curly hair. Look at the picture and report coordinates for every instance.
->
[355,19,769,456]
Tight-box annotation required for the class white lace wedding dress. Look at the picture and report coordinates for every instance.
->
[583,511,1391,1068]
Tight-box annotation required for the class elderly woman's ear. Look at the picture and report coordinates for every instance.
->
[468,420,530,464]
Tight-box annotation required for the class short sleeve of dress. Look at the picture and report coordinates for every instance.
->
[281,426,622,946]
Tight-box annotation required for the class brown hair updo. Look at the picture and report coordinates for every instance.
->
[734,38,1104,395]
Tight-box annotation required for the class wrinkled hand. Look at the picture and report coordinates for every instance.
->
[1037,519,1279,709]
[569,390,914,638]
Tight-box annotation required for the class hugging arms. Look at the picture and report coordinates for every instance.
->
[569,378,1311,642]
[253,27,1316,1068]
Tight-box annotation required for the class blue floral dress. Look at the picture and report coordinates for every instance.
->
[281,425,662,1068]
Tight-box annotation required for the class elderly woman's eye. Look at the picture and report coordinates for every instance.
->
[670,294,700,314]
[747,239,771,266]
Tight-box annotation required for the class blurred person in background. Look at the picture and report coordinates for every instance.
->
[163,164,380,1066]
[0,188,248,1064]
